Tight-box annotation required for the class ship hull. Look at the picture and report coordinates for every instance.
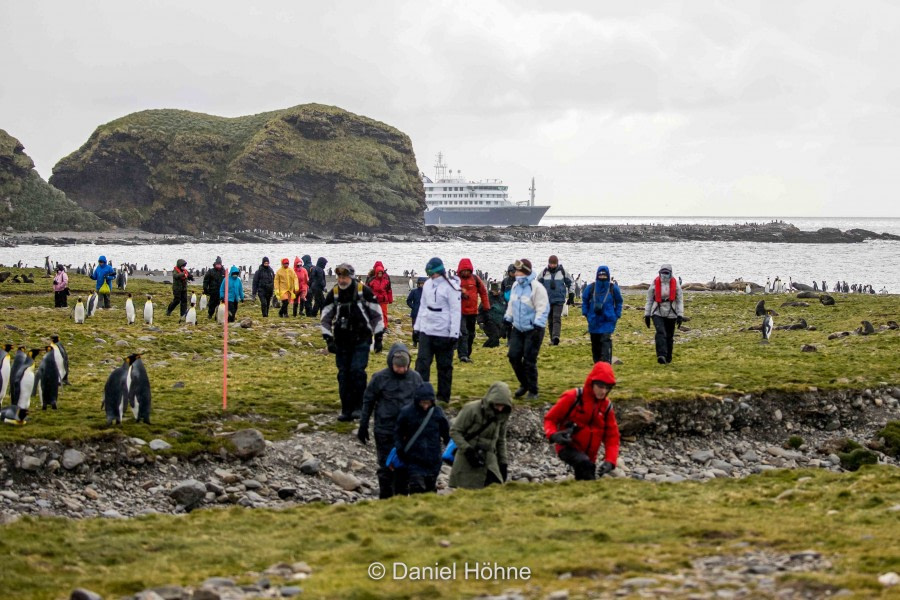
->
[424,205,550,226]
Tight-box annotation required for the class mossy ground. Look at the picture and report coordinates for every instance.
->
[0,468,898,599]
[1,268,898,452]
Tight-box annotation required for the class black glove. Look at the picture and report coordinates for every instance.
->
[499,463,508,482]
[323,335,337,354]
[676,316,683,327]
[357,424,369,444]
[373,334,383,353]
[644,316,651,328]
[504,321,513,337]
[549,430,573,445]
[597,461,615,477]
[464,447,486,467]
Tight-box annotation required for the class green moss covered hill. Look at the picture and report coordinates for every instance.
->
[49,104,426,235]
[0,129,108,232]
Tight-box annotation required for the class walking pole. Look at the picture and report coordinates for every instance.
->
[223,271,229,411]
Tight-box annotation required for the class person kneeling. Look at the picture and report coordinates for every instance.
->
[544,361,620,480]
[395,383,450,494]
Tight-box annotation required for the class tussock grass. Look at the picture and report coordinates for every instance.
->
[0,467,897,598]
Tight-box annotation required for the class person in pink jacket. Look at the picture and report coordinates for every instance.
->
[293,257,309,317]
[52,264,69,308]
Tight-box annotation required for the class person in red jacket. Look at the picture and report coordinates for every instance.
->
[456,257,490,363]
[366,260,393,328]
[292,257,309,318]
[544,361,620,480]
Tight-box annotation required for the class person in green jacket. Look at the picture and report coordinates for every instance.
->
[448,381,512,489]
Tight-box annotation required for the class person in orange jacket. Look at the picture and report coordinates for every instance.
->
[456,258,490,363]
[366,260,393,328]
[292,257,309,317]
[544,361,620,481]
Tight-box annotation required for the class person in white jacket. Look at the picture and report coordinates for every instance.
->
[503,259,550,399]
[414,257,462,403]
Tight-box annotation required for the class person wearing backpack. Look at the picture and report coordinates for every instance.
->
[538,255,572,346]
[544,361,620,481]
[252,257,275,318]
[166,258,193,317]
[366,260,393,328]
[456,258,490,363]
[582,265,623,364]
[394,382,450,495]
[320,263,385,422]
[644,264,684,364]
[448,381,513,489]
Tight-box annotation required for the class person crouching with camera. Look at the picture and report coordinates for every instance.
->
[544,361,620,481]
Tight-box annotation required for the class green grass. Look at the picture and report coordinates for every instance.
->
[0,467,898,599]
[1,267,898,453]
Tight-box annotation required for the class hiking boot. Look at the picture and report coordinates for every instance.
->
[526,391,540,400]
[336,413,353,422]
[552,337,560,345]
[514,387,527,398]
[351,410,361,420]
[657,356,667,365]
[459,356,472,363]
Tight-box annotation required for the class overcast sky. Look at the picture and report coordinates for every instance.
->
[2,1,899,217]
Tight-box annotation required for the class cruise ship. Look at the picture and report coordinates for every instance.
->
[422,153,549,226]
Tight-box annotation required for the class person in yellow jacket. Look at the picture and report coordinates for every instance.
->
[274,258,300,318]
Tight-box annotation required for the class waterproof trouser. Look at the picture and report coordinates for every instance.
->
[415,334,455,403]
[508,326,544,394]
[100,292,111,309]
[558,445,596,481]
[375,432,408,499]
[590,333,613,364]
[54,291,68,308]
[227,301,238,323]
[167,289,188,317]
[548,303,564,342]
[258,288,273,317]
[407,463,438,495]
[458,314,477,359]
[652,315,677,363]
[335,339,370,418]
[207,295,221,319]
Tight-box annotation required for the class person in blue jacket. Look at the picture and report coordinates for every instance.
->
[89,255,116,309]
[405,276,426,347]
[582,265,623,364]
[219,265,245,322]
[394,382,450,494]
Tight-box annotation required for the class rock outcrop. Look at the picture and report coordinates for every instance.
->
[50,104,425,235]
[0,129,108,232]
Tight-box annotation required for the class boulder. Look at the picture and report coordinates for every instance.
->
[225,429,266,459]
[62,449,86,470]
[617,406,655,436]
[169,479,207,509]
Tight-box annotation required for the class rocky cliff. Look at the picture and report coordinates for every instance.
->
[0,129,108,232]
[50,104,425,235]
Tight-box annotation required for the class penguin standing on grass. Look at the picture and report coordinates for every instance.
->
[125,293,136,324]
[126,354,152,424]
[185,300,197,325]
[144,295,154,325]
[74,298,86,324]
[50,335,69,385]
[102,360,129,425]
[1,343,14,403]
[761,311,774,343]
[36,345,60,410]
[86,290,98,318]
[199,294,208,312]
[2,348,40,424]
[7,347,27,407]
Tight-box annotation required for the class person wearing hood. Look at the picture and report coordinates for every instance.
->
[644,264,684,364]
[202,256,225,319]
[274,258,300,318]
[308,256,328,317]
[320,263,385,422]
[539,255,573,345]
[456,258,490,363]
[166,258,194,317]
[413,257,462,404]
[89,255,116,309]
[500,263,516,302]
[582,265,623,364]
[219,266,245,322]
[252,257,276,317]
[301,255,314,314]
[52,264,69,308]
[478,281,507,348]
[358,342,423,498]
[292,257,309,317]
[448,381,513,489]
[544,361,620,481]
[395,382,450,495]
[405,276,427,347]
[366,260,393,328]
[503,259,550,400]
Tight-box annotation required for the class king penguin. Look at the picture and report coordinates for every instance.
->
[199,294,208,312]
[74,298,86,324]
[102,359,129,425]
[125,293,135,324]
[125,354,152,424]
[190,292,197,306]
[185,301,197,326]
[761,310,774,343]
[8,346,27,406]
[216,302,226,324]
[36,345,60,410]
[86,290,98,318]
[4,348,40,424]
[0,343,13,403]
[144,295,154,325]
[50,334,69,385]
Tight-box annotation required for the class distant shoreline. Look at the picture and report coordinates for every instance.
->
[2,221,899,247]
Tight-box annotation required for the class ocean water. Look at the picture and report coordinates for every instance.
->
[2,236,898,292]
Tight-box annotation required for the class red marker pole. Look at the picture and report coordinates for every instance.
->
[223,271,229,411]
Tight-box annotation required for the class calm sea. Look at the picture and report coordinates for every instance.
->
[2,217,898,292]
